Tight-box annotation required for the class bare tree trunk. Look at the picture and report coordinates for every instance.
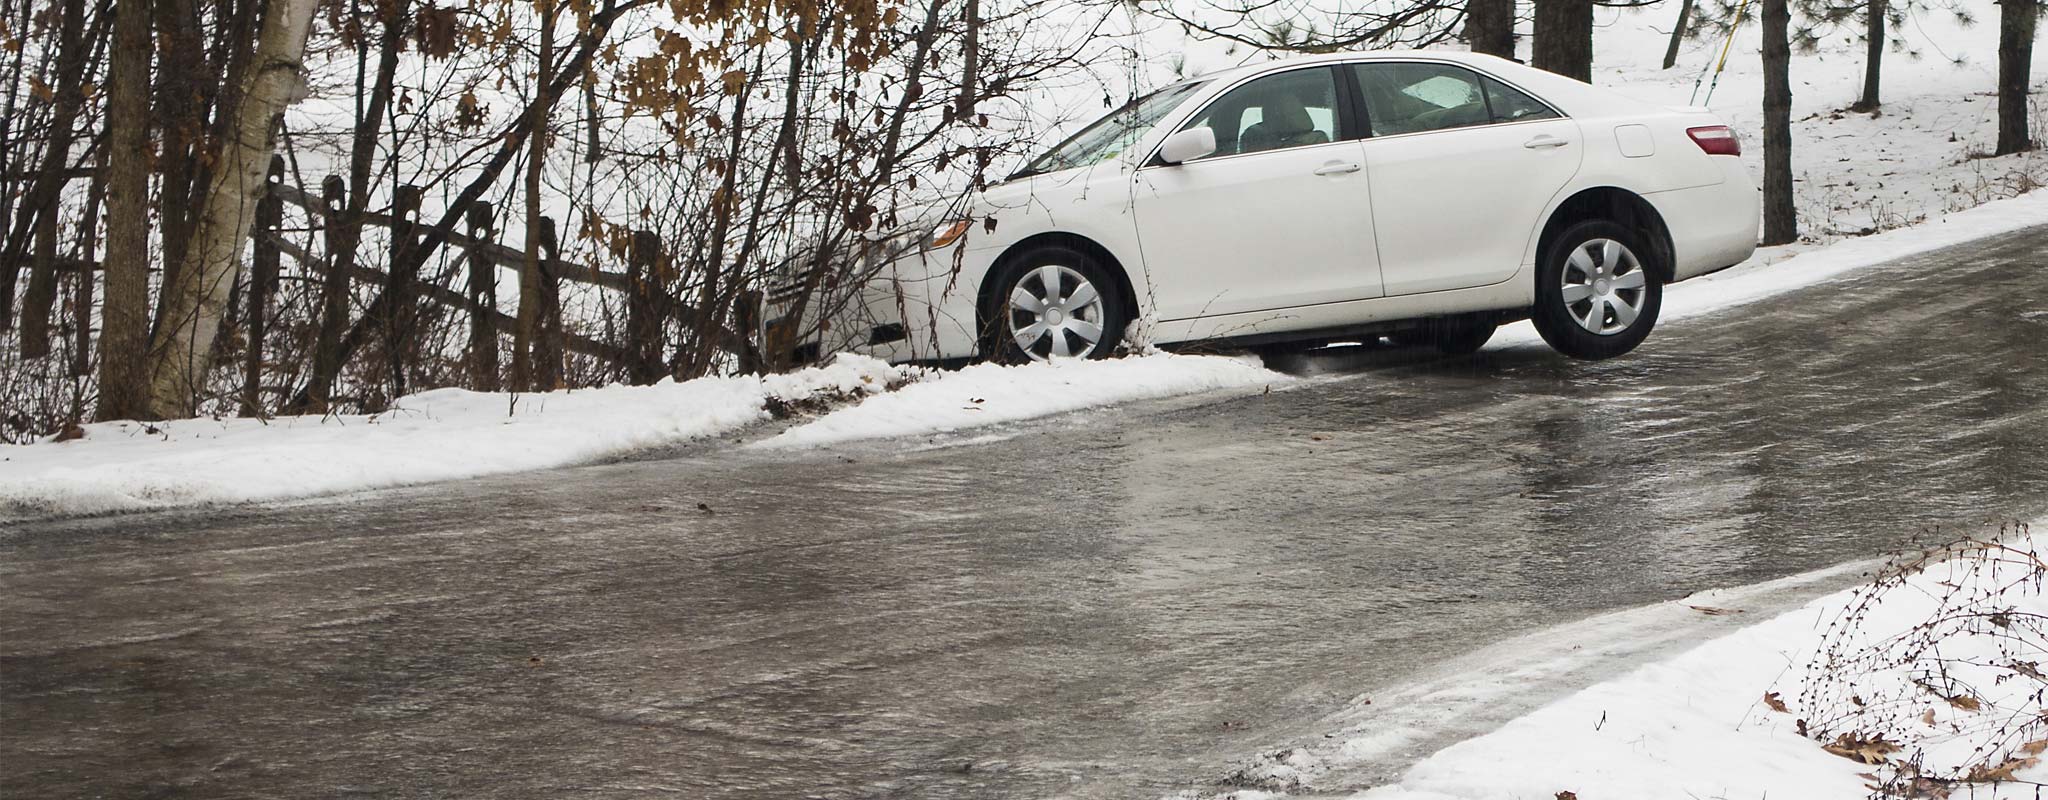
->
[1761,0,1797,246]
[516,0,558,392]
[141,0,317,419]
[241,155,283,416]
[1995,0,2038,155]
[1852,0,1884,111]
[96,0,153,422]
[1532,0,1592,82]
[1663,0,1693,69]
[18,0,91,359]
[1467,0,1516,59]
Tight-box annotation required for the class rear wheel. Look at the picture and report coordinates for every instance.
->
[1531,220,1663,360]
[983,246,1129,363]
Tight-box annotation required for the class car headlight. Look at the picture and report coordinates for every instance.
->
[927,219,971,249]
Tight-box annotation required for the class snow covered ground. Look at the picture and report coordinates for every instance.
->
[1344,525,2048,800]
[1173,524,2048,800]
[0,352,1280,517]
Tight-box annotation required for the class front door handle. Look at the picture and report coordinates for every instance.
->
[1523,135,1569,149]
[1314,162,1363,176]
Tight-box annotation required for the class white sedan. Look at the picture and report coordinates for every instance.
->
[771,51,1758,363]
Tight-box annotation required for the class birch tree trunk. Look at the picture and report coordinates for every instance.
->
[141,0,317,419]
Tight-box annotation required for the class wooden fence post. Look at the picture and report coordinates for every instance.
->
[627,229,663,385]
[386,184,423,399]
[536,216,564,390]
[465,201,499,391]
[304,175,350,411]
[241,156,284,416]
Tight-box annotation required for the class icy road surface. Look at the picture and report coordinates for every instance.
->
[4,227,2048,799]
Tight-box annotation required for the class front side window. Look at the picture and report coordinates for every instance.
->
[1019,82,1207,178]
[1351,63,1492,136]
[1173,67,1341,159]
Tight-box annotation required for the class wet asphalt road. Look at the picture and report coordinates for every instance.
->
[4,228,2048,799]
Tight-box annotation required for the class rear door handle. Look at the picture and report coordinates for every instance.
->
[1523,135,1569,149]
[1314,162,1362,176]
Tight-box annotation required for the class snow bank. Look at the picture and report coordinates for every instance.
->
[0,352,1284,516]
[0,355,905,517]
[760,352,1282,448]
[1356,525,2048,800]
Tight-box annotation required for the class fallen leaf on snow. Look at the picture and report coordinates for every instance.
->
[1685,604,1744,616]
[1822,732,1902,765]
[1763,692,1789,713]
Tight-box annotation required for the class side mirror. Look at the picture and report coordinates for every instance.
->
[1157,127,1217,165]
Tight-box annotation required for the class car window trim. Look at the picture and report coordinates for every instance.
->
[1141,64,1348,167]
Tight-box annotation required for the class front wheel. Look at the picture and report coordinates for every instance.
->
[1531,221,1664,361]
[983,246,1129,363]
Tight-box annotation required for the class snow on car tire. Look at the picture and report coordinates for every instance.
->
[983,246,1129,363]
[1532,220,1664,361]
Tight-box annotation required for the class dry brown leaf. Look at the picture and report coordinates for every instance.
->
[1763,692,1789,713]
[1686,604,1744,616]
[1822,732,1901,765]
[1946,693,1982,712]
[2022,739,2048,756]
[1965,756,2038,783]
[1921,709,1937,726]
[1554,792,1578,800]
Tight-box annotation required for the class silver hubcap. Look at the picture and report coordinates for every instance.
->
[1560,238,1648,336]
[1008,264,1105,360]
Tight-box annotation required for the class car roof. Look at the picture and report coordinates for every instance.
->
[1187,49,1506,83]
[1175,50,1651,119]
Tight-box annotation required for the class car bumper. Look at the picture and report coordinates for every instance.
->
[1646,156,1760,281]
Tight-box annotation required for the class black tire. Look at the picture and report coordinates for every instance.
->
[1531,220,1664,361]
[982,245,1129,363]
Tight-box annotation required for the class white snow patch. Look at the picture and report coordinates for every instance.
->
[0,354,906,517]
[759,352,1284,449]
[1355,526,2048,800]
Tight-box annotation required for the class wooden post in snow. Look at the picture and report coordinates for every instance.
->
[386,183,423,399]
[465,201,500,391]
[627,229,663,385]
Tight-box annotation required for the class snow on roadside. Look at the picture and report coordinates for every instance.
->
[0,354,907,517]
[0,352,1285,517]
[758,352,1283,449]
[1347,524,2048,800]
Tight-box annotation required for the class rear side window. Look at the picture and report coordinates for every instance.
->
[1350,63,1490,136]
[1351,63,1563,136]
[1175,67,1342,159]
[1481,75,1561,124]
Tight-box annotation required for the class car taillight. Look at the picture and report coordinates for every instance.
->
[1687,125,1741,156]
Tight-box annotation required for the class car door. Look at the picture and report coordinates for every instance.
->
[1349,62,1583,296]
[1131,66,1384,321]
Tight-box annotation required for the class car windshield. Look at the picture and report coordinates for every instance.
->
[1014,82,1205,178]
